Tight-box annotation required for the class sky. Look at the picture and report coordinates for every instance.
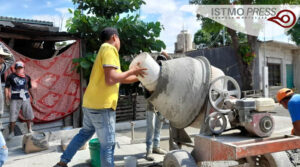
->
[0,0,75,31]
[0,0,292,53]
[140,0,200,52]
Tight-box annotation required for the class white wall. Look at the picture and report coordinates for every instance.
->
[257,43,294,98]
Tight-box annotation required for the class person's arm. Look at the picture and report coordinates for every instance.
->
[29,89,34,99]
[27,76,34,99]
[5,88,10,105]
[161,51,173,60]
[289,100,300,136]
[101,46,146,85]
[120,75,139,84]
[4,75,11,105]
[0,45,15,73]
[0,58,4,72]
[29,88,36,104]
[293,121,300,136]
[104,65,146,86]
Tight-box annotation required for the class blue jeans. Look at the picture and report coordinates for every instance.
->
[146,109,164,152]
[0,131,8,167]
[61,108,116,167]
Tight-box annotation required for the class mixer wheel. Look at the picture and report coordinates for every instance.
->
[207,112,227,135]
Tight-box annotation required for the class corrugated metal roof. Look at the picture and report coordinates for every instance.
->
[0,16,53,26]
[0,16,79,41]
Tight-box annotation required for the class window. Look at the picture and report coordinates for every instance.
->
[268,63,281,86]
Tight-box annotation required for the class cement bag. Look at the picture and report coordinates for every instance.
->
[22,132,49,154]
[129,52,160,91]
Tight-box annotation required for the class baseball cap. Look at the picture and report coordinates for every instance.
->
[15,61,25,68]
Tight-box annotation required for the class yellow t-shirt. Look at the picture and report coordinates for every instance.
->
[83,43,121,110]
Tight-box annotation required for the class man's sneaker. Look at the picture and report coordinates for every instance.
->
[153,147,167,155]
[145,150,154,161]
[53,162,68,167]
[7,133,14,141]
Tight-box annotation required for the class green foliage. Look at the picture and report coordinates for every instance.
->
[288,18,300,45]
[254,0,300,4]
[120,57,131,72]
[194,28,231,48]
[200,18,224,34]
[190,0,300,4]
[239,44,256,65]
[190,0,229,5]
[72,52,97,79]
[67,12,165,56]
[72,0,145,18]
[68,0,166,80]
[194,29,211,46]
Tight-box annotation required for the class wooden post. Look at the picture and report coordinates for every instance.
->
[63,114,73,127]
[8,38,15,48]
[73,39,86,128]
[80,39,86,125]
[132,93,137,120]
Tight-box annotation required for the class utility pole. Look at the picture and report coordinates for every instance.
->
[183,23,186,53]
[223,27,226,46]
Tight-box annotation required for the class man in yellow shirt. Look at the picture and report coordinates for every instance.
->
[55,27,146,167]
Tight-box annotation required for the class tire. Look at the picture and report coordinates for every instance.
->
[246,151,293,167]
[163,150,198,167]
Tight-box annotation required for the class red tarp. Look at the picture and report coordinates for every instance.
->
[3,41,81,123]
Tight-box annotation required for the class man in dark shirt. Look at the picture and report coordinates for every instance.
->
[5,61,34,140]
[145,51,169,161]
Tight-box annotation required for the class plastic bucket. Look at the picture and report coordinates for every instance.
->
[129,52,160,91]
[124,156,137,167]
[89,138,101,167]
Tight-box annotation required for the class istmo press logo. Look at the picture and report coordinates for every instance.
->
[196,5,300,37]
[268,9,296,28]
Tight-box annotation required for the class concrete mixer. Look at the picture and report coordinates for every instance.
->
[130,53,275,137]
[130,53,300,167]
